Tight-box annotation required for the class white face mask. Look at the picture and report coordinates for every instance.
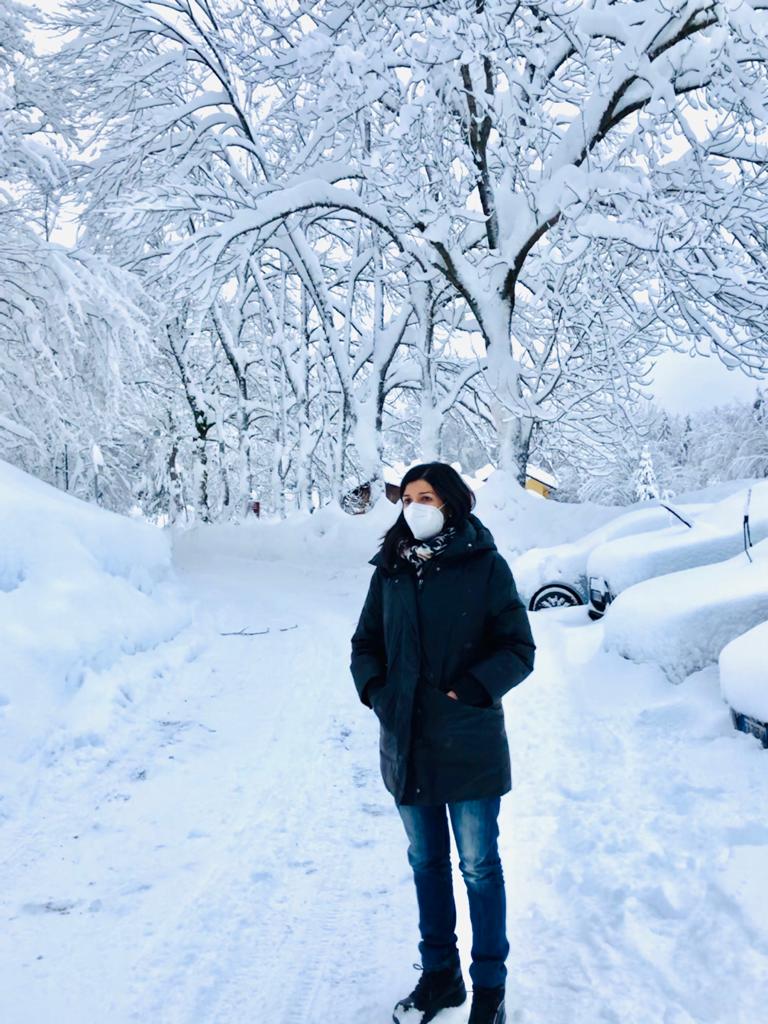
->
[403,501,446,541]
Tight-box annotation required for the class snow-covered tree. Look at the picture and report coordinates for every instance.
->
[44,0,768,496]
[0,1,156,508]
[2,0,764,518]
[552,395,768,504]
[634,444,660,501]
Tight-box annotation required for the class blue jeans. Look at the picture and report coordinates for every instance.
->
[397,797,509,990]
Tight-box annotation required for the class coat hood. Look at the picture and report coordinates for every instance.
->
[368,512,497,573]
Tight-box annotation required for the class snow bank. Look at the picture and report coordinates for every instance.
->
[471,470,621,559]
[173,471,762,582]
[674,478,761,504]
[588,481,768,596]
[172,469,624,573]
[172,488,401,570]
[0,460,195,819]
[603,539,768,683]
[719,620,768,722]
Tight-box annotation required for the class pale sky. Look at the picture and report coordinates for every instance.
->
[649,350,763,414]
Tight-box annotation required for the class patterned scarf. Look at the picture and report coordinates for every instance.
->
[397,525,458,583]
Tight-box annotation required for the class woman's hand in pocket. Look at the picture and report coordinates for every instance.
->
[448,672,493,707]
[363,676,386,708]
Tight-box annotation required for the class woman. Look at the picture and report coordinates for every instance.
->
[350,462,536,1024]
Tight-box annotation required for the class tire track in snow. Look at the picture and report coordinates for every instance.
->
[124,562,402,1024]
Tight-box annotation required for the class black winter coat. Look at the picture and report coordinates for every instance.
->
[350,514,536,805]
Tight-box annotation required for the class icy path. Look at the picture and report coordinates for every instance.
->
[3,548,768,1024]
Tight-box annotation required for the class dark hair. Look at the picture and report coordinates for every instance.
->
[379,462,476,569]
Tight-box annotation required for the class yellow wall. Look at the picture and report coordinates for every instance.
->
[525,477,551,498]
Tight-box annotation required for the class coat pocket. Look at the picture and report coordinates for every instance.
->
[369,680,387,710]
[371,680,398,730]
[434,687,497,714]
[424,685,506,746]
[417,685,510,800]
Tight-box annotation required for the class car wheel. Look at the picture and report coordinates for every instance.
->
[530,584,583,611]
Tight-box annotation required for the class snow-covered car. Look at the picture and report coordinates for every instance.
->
[513,503,700,613]
[720,620,768,748]
[602,538,768,683]
[587,482,768,618]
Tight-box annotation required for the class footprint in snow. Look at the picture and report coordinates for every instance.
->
[352,765,375,788]
[361,803,390,817]
[22,899,81,916]
[250,870,273,883]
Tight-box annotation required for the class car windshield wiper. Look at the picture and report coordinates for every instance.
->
[660,503,693,529]
[743,487,753,564]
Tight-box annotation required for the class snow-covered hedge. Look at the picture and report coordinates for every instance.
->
[603,539,768,683]
[719,621,768,723]
[0,460,194,818]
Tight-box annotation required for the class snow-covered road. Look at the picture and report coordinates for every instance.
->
[3,543,768,1024]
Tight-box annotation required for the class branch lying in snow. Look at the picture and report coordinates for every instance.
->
[220,625,299,636]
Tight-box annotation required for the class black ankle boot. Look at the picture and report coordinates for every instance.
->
[468,984,506,1024]
[392,962,467,1023]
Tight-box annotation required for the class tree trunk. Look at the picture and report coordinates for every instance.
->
[167,438,186,524]
[483,308,527,485]
[193,437,210,522]
[418,286,441,460]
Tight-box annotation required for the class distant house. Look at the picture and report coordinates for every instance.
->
[472,461,558,498]
[525,464,558,498]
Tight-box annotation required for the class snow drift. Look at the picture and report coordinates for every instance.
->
[172,468,627,573]
[0,460,195,820]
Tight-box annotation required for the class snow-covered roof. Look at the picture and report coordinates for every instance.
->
[526,464,558,488]
[473,462,496,482]
[382,464,404,486]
